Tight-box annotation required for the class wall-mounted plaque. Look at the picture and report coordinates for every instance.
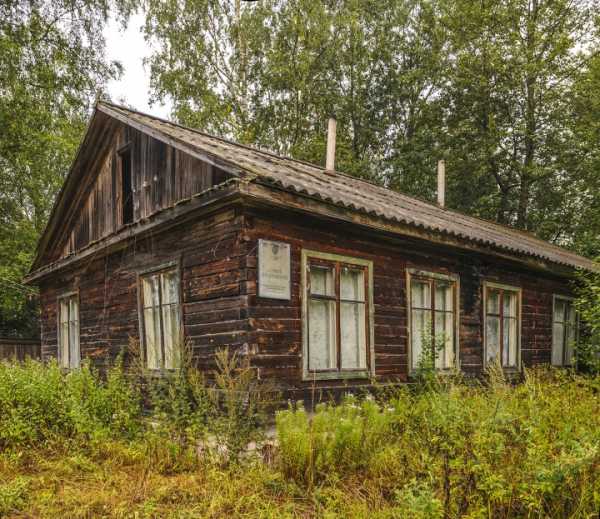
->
[258,239,291,300]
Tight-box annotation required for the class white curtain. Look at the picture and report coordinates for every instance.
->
[434,282,454,369]
[411,280,431,370]
[340,268,366,369]
[143,275,161,369]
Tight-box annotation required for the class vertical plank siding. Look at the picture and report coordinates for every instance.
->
[57,124,230,263]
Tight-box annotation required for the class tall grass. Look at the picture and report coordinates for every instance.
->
[0,358,141,448]
[0,355,598,517]
[276,367,600,517]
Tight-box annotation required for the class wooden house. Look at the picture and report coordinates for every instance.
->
[24,102,598,398]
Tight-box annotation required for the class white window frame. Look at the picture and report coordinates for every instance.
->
[301,249,375,381]
[406,269,460,373]
[552,295,579,367]
[137,261,184,371]
[483,282,522,371]
[57,291,80,369]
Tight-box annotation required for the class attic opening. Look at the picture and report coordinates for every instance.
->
[119,146,133,225]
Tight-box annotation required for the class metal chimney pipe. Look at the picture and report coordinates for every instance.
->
[437,159,446,207]
[325,117,337,171]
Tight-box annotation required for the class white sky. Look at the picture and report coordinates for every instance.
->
[103,12,172,118]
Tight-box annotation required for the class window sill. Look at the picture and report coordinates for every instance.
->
[302,370,373,382]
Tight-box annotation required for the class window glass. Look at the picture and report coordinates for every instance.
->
[487,289,500,315]
[552,298,577,366]
[486,286,519,368]
[68,299,80,369]
[141,268,182,370]
[552,321,565,366]
[411,280,431,309]
[58,295,80,369]
[308,299,336,370]
[411,305,430,369]
[502,315,518,367]
[554,299,565,323]
[310,265,335,296]
[341,268,365,301]
[435,282,452,311]
[305,256,370,374]
[59,299,70,368]
[434,292,455,369]
[486,315,501,364]
[341,302,367,369]
[410,276,456,371]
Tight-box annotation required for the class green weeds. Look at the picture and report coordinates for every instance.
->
[0,353,598,517]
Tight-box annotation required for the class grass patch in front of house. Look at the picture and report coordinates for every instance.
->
[0,355,599,518]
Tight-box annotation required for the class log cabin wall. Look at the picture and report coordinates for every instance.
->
[57,123,230,262]
[241,207,575,397]
[38,200,575,397]
[39,206,249,369]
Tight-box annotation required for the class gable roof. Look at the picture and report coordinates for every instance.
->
[29,101,598,278]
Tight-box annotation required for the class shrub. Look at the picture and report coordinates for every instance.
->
[208,348,277,461]
[276,394,396,486]
[575,267,600,374]
[0,359,70,447]
[0,476,28,516]
[0,357,142,449]
[276,367,600,517]
[64,358,142,440]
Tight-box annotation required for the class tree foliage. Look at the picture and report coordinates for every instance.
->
[144,0,447,183]
[0,0,137,335]
[144,0,600,248]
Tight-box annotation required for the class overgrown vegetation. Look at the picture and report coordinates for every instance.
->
[576,266,600,374]
[0,352,598,517]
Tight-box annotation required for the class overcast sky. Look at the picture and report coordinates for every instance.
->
[104,12,172,118]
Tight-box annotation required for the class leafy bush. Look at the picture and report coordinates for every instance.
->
[64,357,142,440]
[575,267,600,374]
[276,367,600,517]
[0,358,142,448]
[276,395,395,486]
[208,348,277,461]
[0,359,69,447]
[0,476,28,516]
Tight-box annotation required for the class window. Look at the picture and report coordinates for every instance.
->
[120,147,133,224]
[552,296,577,367]
[484,283,520,369]
[302,250,373,379]
[408,270,458,371]
[58,294,80,368]
[140,267,182,370]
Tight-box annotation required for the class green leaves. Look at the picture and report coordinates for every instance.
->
[275,368,600,516]
[143,0,600,257]
[0,0,138,335]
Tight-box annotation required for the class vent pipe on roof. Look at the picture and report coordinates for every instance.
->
[325,117,337,171]
[437,159,446,208]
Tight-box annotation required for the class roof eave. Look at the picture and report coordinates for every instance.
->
[239,180,595,276]
[24,180,243,285]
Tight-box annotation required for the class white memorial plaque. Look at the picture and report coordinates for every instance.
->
[258,239,291,300]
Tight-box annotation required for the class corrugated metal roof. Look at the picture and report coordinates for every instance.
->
[99,101,597,272]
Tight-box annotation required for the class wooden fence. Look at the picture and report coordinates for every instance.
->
[0,337,41,361]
